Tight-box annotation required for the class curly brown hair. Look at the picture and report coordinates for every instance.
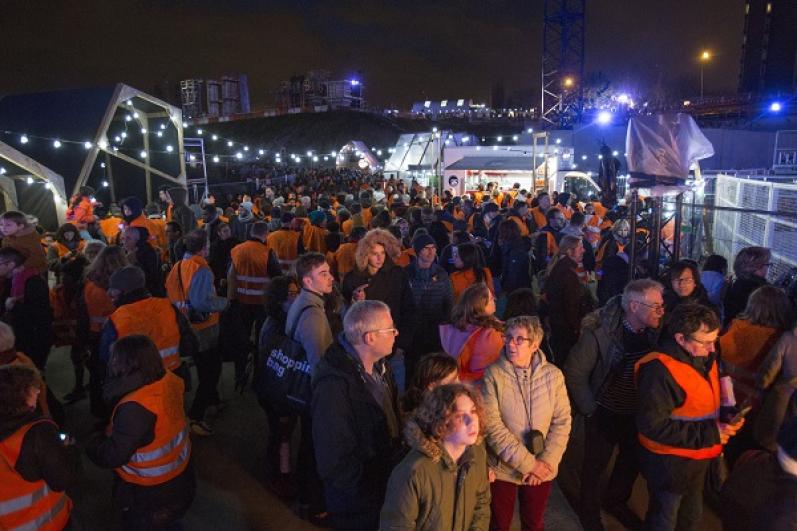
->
[0,365,41,418]
[354,228,401,271]
[450,282,504,332]
[411,383,484,442]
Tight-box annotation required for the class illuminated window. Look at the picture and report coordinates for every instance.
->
[441,100,448,107]
[424,101,431,108]
[457,99,465,106]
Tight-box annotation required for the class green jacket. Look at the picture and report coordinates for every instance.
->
[379,420,491,531]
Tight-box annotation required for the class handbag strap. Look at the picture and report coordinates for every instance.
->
[289,305,316,340]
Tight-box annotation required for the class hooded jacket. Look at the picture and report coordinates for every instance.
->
[564,295,660,416]
[482,350,571,483]
[379,420,491,531]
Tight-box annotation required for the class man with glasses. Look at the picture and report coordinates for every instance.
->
[636,303,743,530]
[312,300,403,530]
[565,279,665,530]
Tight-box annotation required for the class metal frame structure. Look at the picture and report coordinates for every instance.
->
[541,0,586,128]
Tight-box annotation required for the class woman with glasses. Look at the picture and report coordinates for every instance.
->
[663,260,713,317]
[482,316,571,531]
[255,275,301,497]
[439,282,504,383]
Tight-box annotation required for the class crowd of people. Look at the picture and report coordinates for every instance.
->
[1,171,796,531]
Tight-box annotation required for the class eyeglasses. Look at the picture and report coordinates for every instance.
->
[672,277,695,285]
[687,335,715,347]
[504,335,533,346]
[633,300,665,312]
[365,327,398,337]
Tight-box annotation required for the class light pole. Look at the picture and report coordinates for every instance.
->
[700,50,711,100]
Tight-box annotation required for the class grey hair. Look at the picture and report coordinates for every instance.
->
[504,315,544,346]
[344,300,391,345]
[621,279,665,312]
[0,321,14,351]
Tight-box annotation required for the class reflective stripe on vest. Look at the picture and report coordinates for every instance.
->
[635,352,722,460]
[237,275,268,283]
[237,287,265,296]
[11,494,68,531]
[128,427,189,464]
[159,345,179,364]
[0,484,51,517]
[121,432,191,478]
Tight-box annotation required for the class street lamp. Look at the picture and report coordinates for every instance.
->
[563,77,574,89]
[700,50,711,100]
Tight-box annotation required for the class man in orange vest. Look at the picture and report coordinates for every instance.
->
[227,221,281,387]
[166,229,228,436]
[267,212,304,274]
[529,191,552,232]
[0,365,77,531]
[635,303,744,530]
[99,266,197,377]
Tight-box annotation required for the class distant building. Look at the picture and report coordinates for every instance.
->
[738,0,797,96]
[409,99,488,119]
[275,70,364,113]
[180,74,250,119]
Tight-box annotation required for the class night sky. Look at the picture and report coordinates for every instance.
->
[3,0,744,108]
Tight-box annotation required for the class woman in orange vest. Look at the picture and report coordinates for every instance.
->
[438,282,504,383]
[65,185,95,238]
[450,242,494,301]
[86,335,195,530]
[0,365,77,531]
[80,245,128,418]
[47,223,86,275]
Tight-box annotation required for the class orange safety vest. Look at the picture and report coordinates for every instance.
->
[341,218,354,236]
[334,242,358,279]
[99,216,123,242]
[530,207,547,229]
[53,240,86,258]
[302,224,328,254]
[451,268,494,301]
[634,352,722,460]
[230,239,271,305]
[0,419,72,530]
[361,208,373,229]
[267,230,301,274]
[165,255,220,331]
[84,280,115,333]
[147,217,168,251]
[508,215,530,237]
[111,372,191,486]
[110,297,182,370]
[393,247,416,268]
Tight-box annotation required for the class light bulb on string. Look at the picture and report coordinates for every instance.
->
[497,136,503,142]
[126,100,133,106]
[227,140,233,147]
[182,122,188,128]
[212,135,218,141]
[140,128,147,134]
[166,145,174,152]
[189,154,196,161]
[120,132,127,139]
[53,140,62,148]
[0,167,5,175]
[235,152,243,159]
[84,141,92,149]
[160,124,167,130]
[20,135,28,144]
[258,149,264,155]
[243,146,249,151]
[213,156,220,163]
[98,139,107,149]
[26,177,33,184]
[114,136,121,142]
[102,180,109,187]
[197,129,203,135]
[132,112,139,119]
[140,151,147,159]
[157,131,163,138]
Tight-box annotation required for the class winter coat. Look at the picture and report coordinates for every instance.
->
[545,256,592,350]
[755,328,797,450]
[495,236,532,294]
[564,295,660,416]
[720,318,784,404]
[635,338,722,493]
[379,421,491,531]
[342,258,417,352]
[405,262,453,358]
[285,289,334,371]
[1,224,48,274]
[439,323,504,382]
[758,326,797,389]
[312,336,403,530]
[724,275,768,326]
[481,351,571,483]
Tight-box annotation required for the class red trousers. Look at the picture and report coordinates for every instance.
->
[489,479,553,531]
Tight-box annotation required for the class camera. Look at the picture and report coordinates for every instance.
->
[523,429,545,455]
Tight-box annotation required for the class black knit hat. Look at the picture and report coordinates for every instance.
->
[412,233,436,255]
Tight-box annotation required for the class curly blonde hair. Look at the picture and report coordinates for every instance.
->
[411,383,485,442]
[354,228,401,271]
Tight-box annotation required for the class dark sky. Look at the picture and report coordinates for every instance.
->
[3,0,745,108]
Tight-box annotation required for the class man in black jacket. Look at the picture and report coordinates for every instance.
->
[636,303,743,531]
[565,279,664,531]
[404,233,453,381]
[312,300,402,530]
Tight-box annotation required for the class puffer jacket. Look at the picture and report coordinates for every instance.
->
[481,350,571,484]
[406,262,453,358]
[564,295,660,416]
[379,420,491,531]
